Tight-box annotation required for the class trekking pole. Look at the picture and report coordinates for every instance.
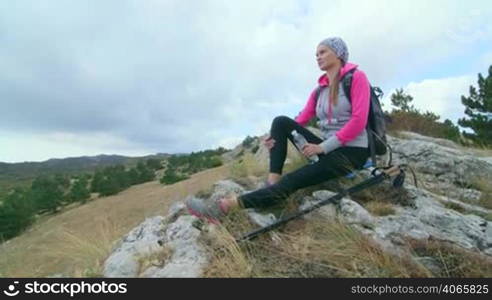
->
[236,165,402,243]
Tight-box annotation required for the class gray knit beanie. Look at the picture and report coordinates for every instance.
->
[318,37,349,66]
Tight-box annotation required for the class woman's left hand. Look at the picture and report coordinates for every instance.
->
[301,143,323,157]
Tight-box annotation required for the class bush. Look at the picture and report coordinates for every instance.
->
[136,162,155,183]
[160,169,189,185]
[91,165,141,196]
[387,110,461,143]
[386,88,462,142]
[69,177,90,203]
[166,150,223,177]
[146,159,163,170]
[242,136,256,148]
[30,175,64,214]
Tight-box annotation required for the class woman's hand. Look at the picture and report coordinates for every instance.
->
[263,134,275,150]
[301,143,323,157]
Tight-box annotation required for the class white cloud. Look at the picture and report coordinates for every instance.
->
[0,131,152,163]
[1,0,491,162]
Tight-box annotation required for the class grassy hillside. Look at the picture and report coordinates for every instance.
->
[0,154,170,198]
[0,149,228,243]
[1,155,129,180]
[0,165,229,277]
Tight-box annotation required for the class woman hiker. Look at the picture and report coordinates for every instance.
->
[186,37,371,223]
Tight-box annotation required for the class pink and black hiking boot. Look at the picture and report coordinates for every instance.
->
[185,196,230,224]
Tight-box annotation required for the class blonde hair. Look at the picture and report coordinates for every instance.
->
[329,66,342,107]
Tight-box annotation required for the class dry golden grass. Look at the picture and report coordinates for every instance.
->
[469,177,492,210]
[203,213,430,278]
[442,201,467,214]
[431,175,492,212]
[201,223,253,277]
[408,239,492,277]
[455,142,492,156]
[0,165,229,277]
[42,217,120,277]
[228,153,259,181]
[228,143,306,187]
[470,147,492,156]
[365,201,396,216]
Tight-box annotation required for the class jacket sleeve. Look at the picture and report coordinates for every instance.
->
[295,88,317,126]
[319,70,370,154]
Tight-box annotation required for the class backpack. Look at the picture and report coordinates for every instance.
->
[314,69,388,165]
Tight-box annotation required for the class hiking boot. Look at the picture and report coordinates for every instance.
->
[185,196,230,224]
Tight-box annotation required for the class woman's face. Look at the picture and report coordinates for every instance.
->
[316,45,339,71]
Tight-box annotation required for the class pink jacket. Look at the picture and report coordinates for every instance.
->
[295,63,370,146]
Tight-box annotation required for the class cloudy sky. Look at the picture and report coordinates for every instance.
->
[1,0,491,163]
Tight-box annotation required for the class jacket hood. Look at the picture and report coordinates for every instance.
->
[317,62,358,86]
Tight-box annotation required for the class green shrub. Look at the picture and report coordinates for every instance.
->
[387,111,461,143]
[0,188,35,241]
[160,169,189,185]
[69,177,90,203]
[387,88,462,143]
[242,136,256,148]
[146,159,163,170]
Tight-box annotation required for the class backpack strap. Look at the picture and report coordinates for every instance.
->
[341,68,356,103]
[314,86,322,105]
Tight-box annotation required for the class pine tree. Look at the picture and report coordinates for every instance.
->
[390,88,416,112]
[442,119,460,142]
[112,165,131,189]
[99,178,120,196]
[137,161,155,183]
[54,173,70,188]
[458,65,492,146]
[242,136,255,148]
[127,168,140,185]
[146,158,162,170]
[69,177,90,203]
[91,171,104,193]
[30,175,63,214]
[0,188,35,240]
[160,168,189,185]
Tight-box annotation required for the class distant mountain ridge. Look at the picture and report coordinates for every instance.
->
[0,153,171,181]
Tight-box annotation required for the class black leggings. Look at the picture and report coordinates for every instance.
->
[238,115,369,209]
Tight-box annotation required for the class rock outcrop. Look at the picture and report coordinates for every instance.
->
[103,180,271,277]
[301,186,492,257]
[389,132,492,204]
